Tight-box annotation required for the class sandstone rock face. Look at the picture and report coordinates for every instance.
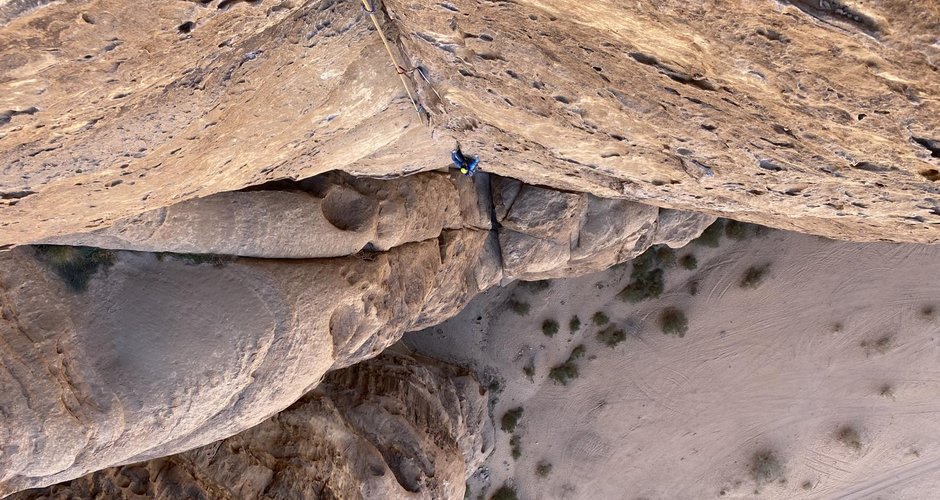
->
[2,0,940,245]
[10,350,492,500]
[41,171,490,258]
[0,170,710,495]
[493,177,715,280]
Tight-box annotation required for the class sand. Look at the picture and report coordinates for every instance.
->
[405,226,940,499]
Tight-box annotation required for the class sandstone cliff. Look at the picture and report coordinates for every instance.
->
[9,350,492,500]
[0,170,712,495]
[1,0,939,245]
[2,0,939,496]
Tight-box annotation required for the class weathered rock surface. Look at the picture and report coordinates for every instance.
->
[41,171,490,258]
[1,0,940,244]
[492,176,715,280]
[0,236,495,496]
[10,349,492,500]
[0,170,710,495]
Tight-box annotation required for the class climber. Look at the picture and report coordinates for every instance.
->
[451,146,480,176]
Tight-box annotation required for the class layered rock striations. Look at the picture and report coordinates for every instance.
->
[10,350,493,500]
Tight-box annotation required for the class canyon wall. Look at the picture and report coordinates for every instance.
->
[0,0,939,246]
[0,170,712,495]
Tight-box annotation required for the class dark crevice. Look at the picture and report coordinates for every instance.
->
[779,0,883,38]
[912,137,940,158]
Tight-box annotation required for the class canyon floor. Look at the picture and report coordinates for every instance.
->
[407,221,940,500]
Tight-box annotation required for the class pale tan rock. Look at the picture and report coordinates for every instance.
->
[0,169,713,495]
[0,241,451,495]
[40,171,486,259]
[10,350,492,500]
[652,209,718,249]
[1,0,940,244]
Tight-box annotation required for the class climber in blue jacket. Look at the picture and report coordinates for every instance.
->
[451,146,479,176]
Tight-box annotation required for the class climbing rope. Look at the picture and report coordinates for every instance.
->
[360,0,422,116]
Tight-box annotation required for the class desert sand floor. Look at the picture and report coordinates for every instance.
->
[405,225,940,500]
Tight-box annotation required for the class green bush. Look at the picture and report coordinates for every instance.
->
[693,219,724,247]
[510,435,522,460]
[836,426,862,451]
[570,344,585,359]
[740,264,770,289]
[490,484,518,500]
[32,245,116,292]
[750,450,785,486]
[500,407,524,433]
[659,307,688,337]
[617,268,664,303]
[591,311,609,326]
[680,254,698,270]
[569,315,581,332]
[535,461,553,478]
[542,319,559,337]
[597,325,626,347]
[507,298,531,315]
[549,362,578,385]
[616,244,681,303]
[548,345,585,385]
[654,246,677,269]
[522,359,535,380]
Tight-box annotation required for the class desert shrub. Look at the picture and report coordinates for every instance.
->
[597,325,627,347]
[570,344,585,359]
[836,426,862,450]
[617,244,680,303]
[750,450,785,486]
[549,362,579,386]
[510,435,522,460]
[659,307,688,337]
[879,384,894,398]
[542,319,559,337]
[693,219,724,247]
[490,484,518,500]
[507,298,530,316]
[618,268,664,302]
[522,359,535,380]
[519,279,551,293]
[680,254,698,270]
[591,311,609,326]
[654,246,677,268]
[739,264,770,289]
[500,407,524,433]
[32,245,116,292]
[861,335,892,355]
[535,461,553,478]
[921,305,935,319]
[549,345,585,385]
[569,315,581,332]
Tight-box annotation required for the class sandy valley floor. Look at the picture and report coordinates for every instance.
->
[406,223,940,500]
